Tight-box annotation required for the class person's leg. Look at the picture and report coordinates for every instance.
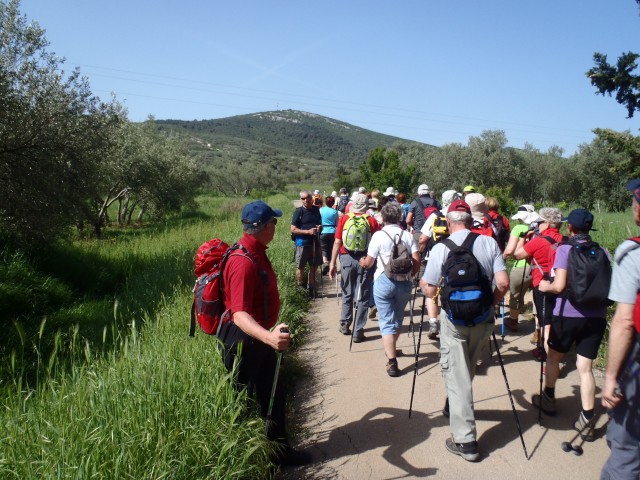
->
[439,313,477,444]
[381,333,400,359]
[576,354,596,411]
[545,348,564,389]
[375,274,400,375]
[294,246,308,288]
[339,255,356,331]
[354,266,371,337]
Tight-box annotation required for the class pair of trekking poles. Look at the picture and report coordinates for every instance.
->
[406,277,529,460]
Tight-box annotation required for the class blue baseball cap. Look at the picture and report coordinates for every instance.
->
[563,208,596,231]
[241,200,283,226]
[626,179,640,203]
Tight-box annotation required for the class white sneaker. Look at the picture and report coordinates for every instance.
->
[427,318,439,339]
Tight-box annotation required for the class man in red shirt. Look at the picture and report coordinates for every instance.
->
[218,200,311,466]
[514,207,564,351]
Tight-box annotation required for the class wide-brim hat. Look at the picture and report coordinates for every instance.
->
[383,187,396,197]
[351,193,368,213]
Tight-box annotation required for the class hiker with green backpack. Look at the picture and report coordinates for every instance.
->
[329,193,381,342]
[535,208,612,442]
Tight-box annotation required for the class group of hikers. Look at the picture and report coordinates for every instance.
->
[203,181,640,476]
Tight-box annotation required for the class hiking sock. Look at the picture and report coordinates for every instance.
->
[582,409,594,421]
[544,386,555,398]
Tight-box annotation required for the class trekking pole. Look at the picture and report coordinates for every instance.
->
[349,269,364,352]
[560,409,604,456]
[500,298,506,341]
[408,286,420,356]
[266,327,289,436]
[491,331,529,460]
[408,294,426,418]
[336,271,340,305]
[317,230,324,300]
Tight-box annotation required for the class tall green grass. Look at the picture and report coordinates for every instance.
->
[0,194,309,478]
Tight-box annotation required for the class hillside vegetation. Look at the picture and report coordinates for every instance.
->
[154,110,429,192]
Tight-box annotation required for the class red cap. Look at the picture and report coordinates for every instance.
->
[449,199,471,214]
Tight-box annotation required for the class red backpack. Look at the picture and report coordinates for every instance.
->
[189,239,255,336]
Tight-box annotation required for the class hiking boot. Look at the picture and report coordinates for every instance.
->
[386,359,400,377]
[322,263,330,276]
[307,286,316,299]
[427,318,440,339]
[532,346,547,362]
[574,412,596,442]
[445,437,480,462]
[368,305,378,319]
[505,316,519,332]
[530,329,539,345]
[532,392,557,416]
[339,324,351,335]
[442,398,450,418]
[352,332,365,343]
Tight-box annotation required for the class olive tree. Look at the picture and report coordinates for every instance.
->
[0,0,123,242]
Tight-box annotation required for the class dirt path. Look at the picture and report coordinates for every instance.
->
[283,275,610,479]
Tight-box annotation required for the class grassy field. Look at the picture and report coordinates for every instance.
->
[0,194,309,479]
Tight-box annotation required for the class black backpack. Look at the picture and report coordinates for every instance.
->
[337,195,349,214]
[379,230,413,281]
[485,213,510,252]
[561,239,612,309]
[439,233,493,326]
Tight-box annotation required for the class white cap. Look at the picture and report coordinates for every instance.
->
[383,186,396,197]
[417,184,429,195]
[313,189,321,195]
[330,191,337,197]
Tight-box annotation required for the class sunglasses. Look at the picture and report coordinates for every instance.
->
[300,196,311,200]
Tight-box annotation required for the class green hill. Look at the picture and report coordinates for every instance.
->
[154,110,431,186]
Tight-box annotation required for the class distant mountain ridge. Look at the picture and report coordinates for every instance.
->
[155,109,429,168]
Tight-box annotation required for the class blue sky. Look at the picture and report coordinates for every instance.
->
[19,0,640,155]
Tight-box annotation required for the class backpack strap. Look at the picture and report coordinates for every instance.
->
[616,237,640,265]
[485,213,499,238]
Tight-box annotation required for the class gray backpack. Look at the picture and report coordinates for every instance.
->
[380,230,413,281]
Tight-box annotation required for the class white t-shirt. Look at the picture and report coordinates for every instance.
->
[367,224,418,281]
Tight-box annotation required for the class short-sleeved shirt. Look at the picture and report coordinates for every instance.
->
[523,228,564,287]
[334,213,380,256]
[510,224,529,268]
[551,242,610,318]
[223,233,280,330]
[423,229,506,287]
[292,206,321,246]
[368,224,418,281]
[610,239,640,334]
[320,206,338,235]
[408,195,439,231]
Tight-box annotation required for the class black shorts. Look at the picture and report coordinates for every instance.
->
[547,315,606,360]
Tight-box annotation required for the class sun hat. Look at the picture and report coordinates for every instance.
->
[351,193,368,214]
[465,193,487,218]
[383,187,396,197]
[538,207,563,224]
[417,184,430,195]
[441,189,461,206]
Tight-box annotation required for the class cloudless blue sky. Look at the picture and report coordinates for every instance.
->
[18,0,640,155]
